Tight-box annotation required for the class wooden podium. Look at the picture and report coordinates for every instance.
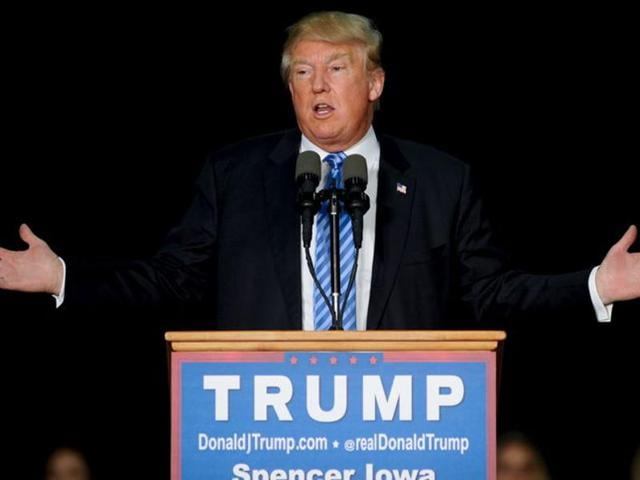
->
[166,330,506,480]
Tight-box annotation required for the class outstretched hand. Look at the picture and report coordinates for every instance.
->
[596,225,640,305]
[0,224,63,295]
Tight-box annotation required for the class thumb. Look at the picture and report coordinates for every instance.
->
[612,224,637,253]
[19,223,43,247]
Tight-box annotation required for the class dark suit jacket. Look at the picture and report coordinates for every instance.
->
[65,129,592,328]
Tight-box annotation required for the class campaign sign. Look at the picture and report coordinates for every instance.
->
[171,351,496,480]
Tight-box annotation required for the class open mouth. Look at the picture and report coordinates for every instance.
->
[313,103,335,117]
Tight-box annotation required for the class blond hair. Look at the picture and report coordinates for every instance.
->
[281,11,382,82]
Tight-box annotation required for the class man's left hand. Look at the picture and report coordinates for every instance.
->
[596,225,640,304]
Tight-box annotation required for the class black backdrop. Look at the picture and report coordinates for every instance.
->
[2,3,638,478]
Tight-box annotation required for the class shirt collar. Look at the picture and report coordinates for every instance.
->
[299,126,379,162]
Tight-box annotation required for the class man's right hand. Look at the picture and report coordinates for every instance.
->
[0,224,63,295]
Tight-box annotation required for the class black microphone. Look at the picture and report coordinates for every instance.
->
[295,151,321,248]
[343,154,370,249]
[296,151,337,328]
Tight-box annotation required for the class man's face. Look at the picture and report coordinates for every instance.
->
[288,39,384,152]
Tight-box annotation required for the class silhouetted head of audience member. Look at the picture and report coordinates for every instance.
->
[45,447,91,480]
[498,432,550,480]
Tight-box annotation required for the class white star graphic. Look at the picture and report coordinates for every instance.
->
[333,440,340,449]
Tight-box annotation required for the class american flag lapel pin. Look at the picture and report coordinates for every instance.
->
[396,182,407,195]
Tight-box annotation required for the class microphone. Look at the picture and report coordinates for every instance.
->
[296,150,336,328]
[295,151,321,248]
[343,154,370,249]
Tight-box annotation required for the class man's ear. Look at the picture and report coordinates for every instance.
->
[368,68,385,102]
[288,81,294,96]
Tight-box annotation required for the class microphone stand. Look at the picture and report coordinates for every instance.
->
[313,188,344,330]
[315,181,368,330]
[304,187,368,331]
[327,187,343,330]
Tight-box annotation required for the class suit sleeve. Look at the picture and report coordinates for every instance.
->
[455,165,592,321]
[62,159,219,308]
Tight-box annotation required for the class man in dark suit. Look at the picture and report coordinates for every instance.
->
[0,11,638,329]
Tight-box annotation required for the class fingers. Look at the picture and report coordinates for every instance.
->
[614,224,637,253]
[18,223,42,247]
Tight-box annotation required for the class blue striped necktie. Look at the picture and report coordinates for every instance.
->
[314,151,357,330]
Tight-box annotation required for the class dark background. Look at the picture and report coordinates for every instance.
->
[2,2,638,478]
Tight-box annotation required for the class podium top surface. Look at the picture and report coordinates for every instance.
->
[165,330,506,352]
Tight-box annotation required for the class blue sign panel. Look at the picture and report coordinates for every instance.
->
[173,351,494,479]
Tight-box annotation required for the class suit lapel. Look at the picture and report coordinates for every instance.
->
[264,131,303,328]
[367,136,415,329]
